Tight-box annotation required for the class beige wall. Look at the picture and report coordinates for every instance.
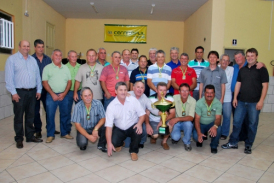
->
[0,0,23,70]
[66,19,184,62]
[183,0,213,60]
[224,0,274,74]
[22,0,66,56]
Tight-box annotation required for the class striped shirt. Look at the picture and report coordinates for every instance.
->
[71,100,105,129]
[5,51,42,95]
[147,63,172,95]
[120,59,138,77]
[96,59,110,67]
[149,93,174,122]
[188,59,209,91]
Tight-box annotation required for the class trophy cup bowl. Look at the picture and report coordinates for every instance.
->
[151,93,174,135]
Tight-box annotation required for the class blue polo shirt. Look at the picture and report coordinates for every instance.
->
[167,60,181,94]
[32,53,52,78]
[130,67,150,97]
[231,61,247,92]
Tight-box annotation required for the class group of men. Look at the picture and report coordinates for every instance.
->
[5,39,269,161]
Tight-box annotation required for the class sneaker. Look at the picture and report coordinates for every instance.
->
[221,142,238,149]
[196,142,203,147]
[97,146,107,153]
[184,144,192,151]
[244,146,252,154]
[171,139,179,144]
[131,153,138,161]
[80,146,87,150]
[46,136,55,143]
[211,148,218,154]
[61,134,74,139]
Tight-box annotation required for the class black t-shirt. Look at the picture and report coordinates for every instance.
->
[130,67,150,97]
[147,60,153,67]
[237,64,269,103]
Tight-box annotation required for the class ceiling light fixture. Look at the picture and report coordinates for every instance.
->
[90,2,98,13]
[151,4,155,15]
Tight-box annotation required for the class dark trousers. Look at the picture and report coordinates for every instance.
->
[67,90,81,134]
[232,92,248,141]
[112,124,141,153]
[76,126,106,148]
[13,89,36,142]
[34,88,47,133]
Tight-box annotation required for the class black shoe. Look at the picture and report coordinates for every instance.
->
[16,141,23,149]
[171,139,179,144]
[35,132,42,139]
[138,144,144,148]
[26,137,43,143]
[221,142,238,149]
[80,146,87,150]
[97,146,107,153]
[244,146,252,154]
[196,142,203,147]
[211,148,218,154]
[54,131,60,134]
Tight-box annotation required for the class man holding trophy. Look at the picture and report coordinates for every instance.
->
[149,82,175,150]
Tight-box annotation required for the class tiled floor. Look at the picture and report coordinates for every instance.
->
[1,112,274,183]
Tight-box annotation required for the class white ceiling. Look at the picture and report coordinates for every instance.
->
[43,0,209,21]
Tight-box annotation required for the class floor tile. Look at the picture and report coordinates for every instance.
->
[176,151,209,164]
[50,163,90,182]
[7,162,47,180]
[95,165,136,183]
[51,142,79,154]
[200,156,238,171]
[17,172,62,183]
[140,165,181,183]
[0,159,15,172]
[38,155,74,170]
[120,174,157,183]
[168,173,207,183]
[67,173,109,183]
[140,151,173,164]
[27,147,60,161]
[185,164,223,182]
[119,158,156,173]
[160,157,196,173]
[9,154,34,168]
[77,156,115,172]
[101,150,131,164]
[0,170,15,183]
[64,149,99,162]
[258,172,274,183]
[266,163,274,174]
[227,164,265,182]
[0,149,26,160]
[238,156,272,171]
[214,172,255,183]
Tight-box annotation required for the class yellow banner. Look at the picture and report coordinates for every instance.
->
[104,24,147,43]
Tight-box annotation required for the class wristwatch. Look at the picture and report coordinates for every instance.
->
[94,128,98,131]
[214,125,218,129]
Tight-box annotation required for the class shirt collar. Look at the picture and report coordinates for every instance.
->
[18,51,31,59]
[153,62,166,68]
[96,59,107,65]
[52,62,64,68]
[120,59,133,65]
[205,66,220,71]
[194,59,205,62]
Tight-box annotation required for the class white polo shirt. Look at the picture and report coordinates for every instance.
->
[105,96,146,130]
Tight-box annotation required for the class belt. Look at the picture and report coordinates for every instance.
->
[16,87,36,91]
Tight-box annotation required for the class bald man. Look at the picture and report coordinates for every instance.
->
[5,40,43,149]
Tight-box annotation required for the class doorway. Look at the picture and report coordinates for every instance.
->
[46,22,55,55]
[224,48,245,65]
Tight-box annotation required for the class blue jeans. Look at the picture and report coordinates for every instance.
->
[171,121,193,145]
[229,100,260,147]
[222,102,232,137]
[67,90,81,133]
[193,122,222,149]
[104,96,115,111]
[46,93,70,137]
[124,123,147,147]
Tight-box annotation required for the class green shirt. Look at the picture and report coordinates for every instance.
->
[42,63,71,93]
[66,62,81,91]
[173,94,196,118]
[195,97,222,125]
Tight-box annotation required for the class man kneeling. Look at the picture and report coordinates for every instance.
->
[71,87,107,152]
[105,82,145,161]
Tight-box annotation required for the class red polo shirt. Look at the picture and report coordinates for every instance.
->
[171,66,197,95]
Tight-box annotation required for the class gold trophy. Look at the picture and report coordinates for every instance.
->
[151,92,174,135]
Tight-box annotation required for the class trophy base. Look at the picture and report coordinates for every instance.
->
[159,126,169,135]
